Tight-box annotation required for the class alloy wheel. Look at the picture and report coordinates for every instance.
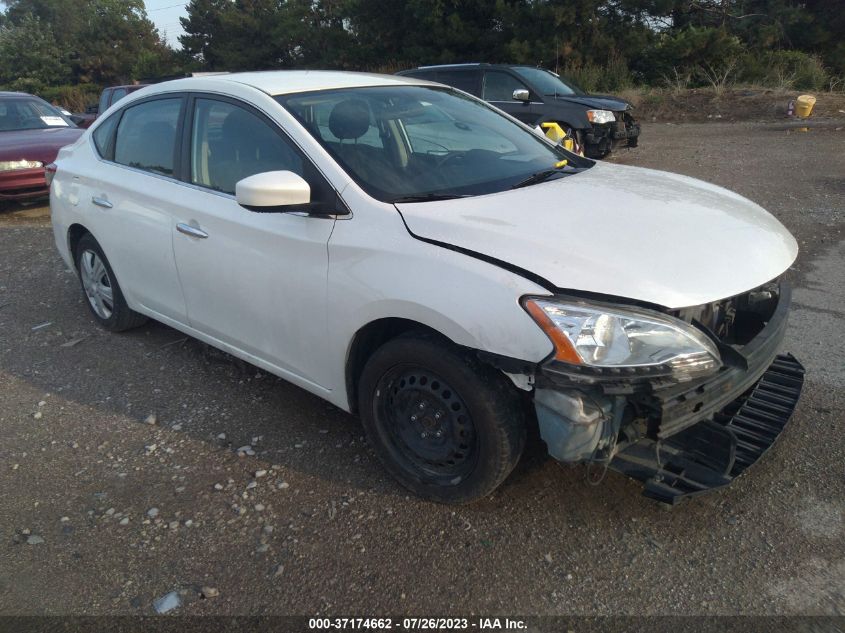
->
[79,249,114,319]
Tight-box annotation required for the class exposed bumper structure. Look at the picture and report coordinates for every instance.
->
[610,353,804,504]
[532,282,803,503]
[584,112,640,157]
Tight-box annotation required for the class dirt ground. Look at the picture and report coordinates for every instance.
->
[620,87,845,123]
[0,120,844,620]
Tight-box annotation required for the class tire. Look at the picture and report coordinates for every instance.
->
[358,333,526,504]
[74,233,147,332]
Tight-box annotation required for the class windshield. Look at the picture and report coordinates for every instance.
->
[512,67,585,97]
[277,86,590,202]
[0,97,74,132]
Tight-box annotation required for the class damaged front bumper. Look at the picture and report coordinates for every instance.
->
[584,111,640,157]
[532,283,804,504]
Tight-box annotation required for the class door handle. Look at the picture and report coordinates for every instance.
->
[176,223,209,239]
[91,196,112,209]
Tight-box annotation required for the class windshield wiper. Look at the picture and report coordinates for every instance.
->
[390,193,471,203]
[510,167,573,190]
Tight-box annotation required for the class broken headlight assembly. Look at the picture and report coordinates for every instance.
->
[585,109,615,124]
[523,297,722,382]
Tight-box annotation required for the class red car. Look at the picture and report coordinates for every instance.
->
[0,91,84,202]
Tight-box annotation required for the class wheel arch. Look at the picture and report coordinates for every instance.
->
[67,223,92,262]
[344,317,457,415]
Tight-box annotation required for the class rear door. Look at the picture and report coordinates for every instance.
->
[79,95,188,322]
[435,69,481,96]
[169,95,338,387]
[481,70,540,124]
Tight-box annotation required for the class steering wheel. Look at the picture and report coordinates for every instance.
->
[434,151,468,170]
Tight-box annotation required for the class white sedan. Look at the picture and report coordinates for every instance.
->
[50,71,803,504]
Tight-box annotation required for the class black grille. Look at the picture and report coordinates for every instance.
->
[714,354,805,478]
[610,353,804,504]
[669,281,780,346]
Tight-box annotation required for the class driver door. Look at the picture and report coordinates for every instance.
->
[170,95,337,388]
[482,70,541,125]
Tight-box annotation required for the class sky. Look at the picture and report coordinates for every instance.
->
[145,0,189,48]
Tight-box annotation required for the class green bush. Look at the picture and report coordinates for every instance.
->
[39,84,102,112]
[560,60,603,92]
[739,50,829,91]
[637,26,745,87]
[561,52,633,93]
[601,52,634,92]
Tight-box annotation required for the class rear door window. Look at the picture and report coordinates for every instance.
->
[436,70,480,95]
[92,114,119,160]
[114,98,182,176]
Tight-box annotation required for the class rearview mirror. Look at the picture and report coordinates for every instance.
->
[513,89,530,102]
[235,171,310,211]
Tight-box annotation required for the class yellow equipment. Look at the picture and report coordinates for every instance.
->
[540,122,579,154]
[795,95,816,118]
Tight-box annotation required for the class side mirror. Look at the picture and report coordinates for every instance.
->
[235,170,310,211]
[513,88,530,102]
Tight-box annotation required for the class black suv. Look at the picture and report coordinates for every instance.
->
[397,64,640,158]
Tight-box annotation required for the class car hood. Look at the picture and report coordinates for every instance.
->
[0,127,84,163]
[395,162,798,309]
[552,94,631,112]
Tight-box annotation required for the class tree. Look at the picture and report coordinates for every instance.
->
[0,13,71,91]
[0,0,180,89]
[181,0,242,70]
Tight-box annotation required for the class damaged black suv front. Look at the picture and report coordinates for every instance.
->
[525,280,804,504]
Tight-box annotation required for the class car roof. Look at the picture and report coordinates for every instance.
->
[399,63,539,73]
[141,70,435,97]
[0,91,41,98]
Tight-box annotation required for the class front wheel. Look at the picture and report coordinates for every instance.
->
[358,334,526,504]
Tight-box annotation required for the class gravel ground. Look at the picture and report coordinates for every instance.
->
[0,120,843,617]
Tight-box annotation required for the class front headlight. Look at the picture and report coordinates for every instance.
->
[0,160,43,172]
[524,298,721,381]
[586,109,615,124]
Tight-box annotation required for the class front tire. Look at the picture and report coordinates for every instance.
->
[358,333,526,504]
[75,233,147,332]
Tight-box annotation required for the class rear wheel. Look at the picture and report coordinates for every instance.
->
[75,233,147,332]
[358,333,526,504]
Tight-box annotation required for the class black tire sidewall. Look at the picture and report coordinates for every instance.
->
[359,335,525,504]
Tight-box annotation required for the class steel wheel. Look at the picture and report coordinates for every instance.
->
[359,334,526,503]
[377,364,478,485]
[79,248,114,319]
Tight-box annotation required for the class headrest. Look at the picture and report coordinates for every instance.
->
[329,99,371,141]
[220,108,259,138]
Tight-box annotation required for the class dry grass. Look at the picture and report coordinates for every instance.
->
[619,86,845,122]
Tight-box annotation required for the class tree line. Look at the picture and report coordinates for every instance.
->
[0,0,179,102]
[178,0,843,91]
[1,0,843,105]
